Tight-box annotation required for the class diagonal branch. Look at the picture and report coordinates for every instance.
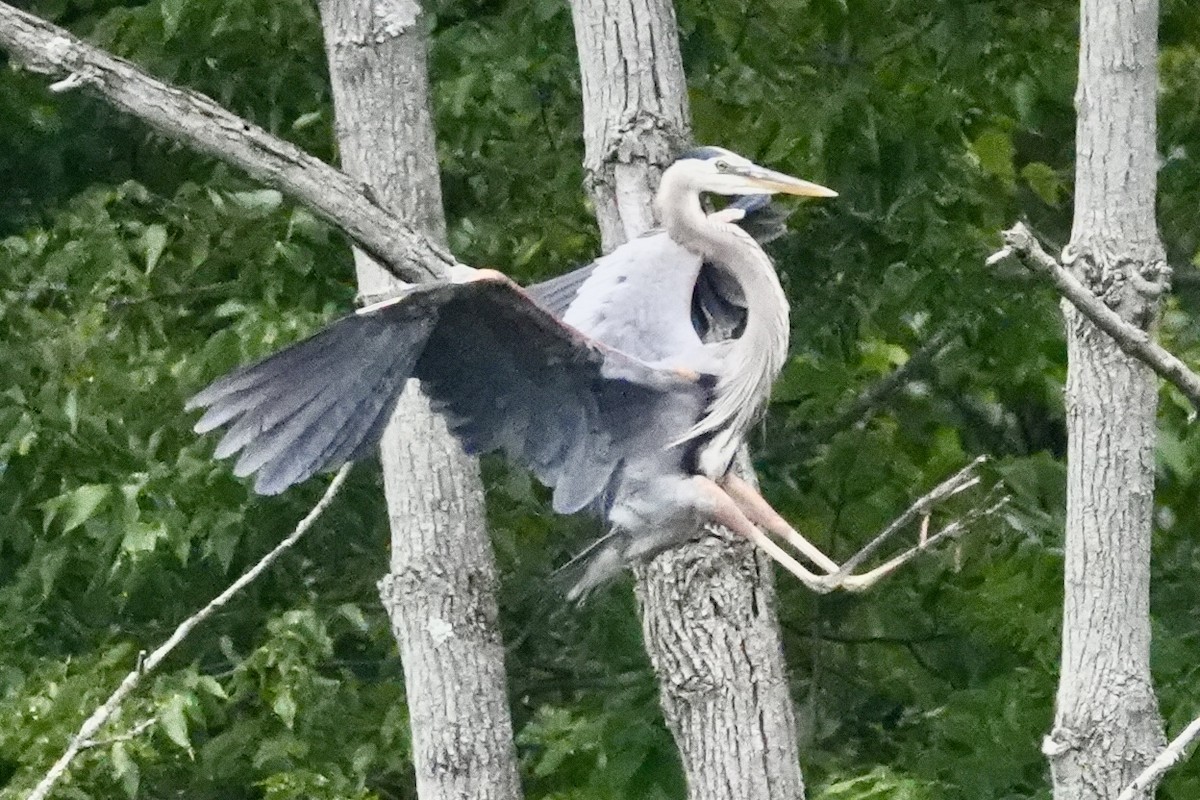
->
[1117,713,1200,800]
[988,222,1200,411]
[834,455,987,578]
[76,718,156,751]
[0,2,454,285]
[24,466,351,800]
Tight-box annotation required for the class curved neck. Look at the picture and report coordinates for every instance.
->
[657,170,791,464]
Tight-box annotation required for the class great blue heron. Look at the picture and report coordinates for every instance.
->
[188,147,932,599]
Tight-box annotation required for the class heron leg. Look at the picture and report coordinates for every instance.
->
[717,470,1002,595]
[721,473,841,574]
[694,477,836,594]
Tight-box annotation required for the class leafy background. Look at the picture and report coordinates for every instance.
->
[2,0,1200,798]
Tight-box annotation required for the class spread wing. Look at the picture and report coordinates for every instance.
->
[187,275,708,510]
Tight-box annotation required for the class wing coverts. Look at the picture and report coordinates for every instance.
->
[188,277,706,511]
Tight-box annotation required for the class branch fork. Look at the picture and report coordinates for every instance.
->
[718,456,1007,595]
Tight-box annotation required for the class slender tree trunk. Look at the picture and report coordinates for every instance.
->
[1045,1,1167,797]
[569,2,806,797]
[317,4,523,799]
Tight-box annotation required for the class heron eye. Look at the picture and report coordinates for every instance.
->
[715,160,730,172]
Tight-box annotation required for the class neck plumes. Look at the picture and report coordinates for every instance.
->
[657,172,791,475]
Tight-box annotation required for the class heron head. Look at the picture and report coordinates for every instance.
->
[668,146,837,199]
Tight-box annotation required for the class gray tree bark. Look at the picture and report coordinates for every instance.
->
[1044,1,1167,797]
[569,1,806,797]
[317,3,523,799]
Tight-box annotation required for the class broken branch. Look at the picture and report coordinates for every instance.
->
[989,222,1200,412]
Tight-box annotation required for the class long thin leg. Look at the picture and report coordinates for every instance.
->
[694,477,836,594]
[721,473,840,574]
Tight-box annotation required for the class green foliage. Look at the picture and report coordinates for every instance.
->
[2,0,1200,798]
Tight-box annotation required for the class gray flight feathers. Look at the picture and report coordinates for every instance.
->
[524,263,597,318]
[188,277,709,509]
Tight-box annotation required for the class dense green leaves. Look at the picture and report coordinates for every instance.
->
[3,0,1200,798]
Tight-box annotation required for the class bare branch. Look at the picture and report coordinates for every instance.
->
[0,2,454,285]
[77,718,155,751]
[989,222,1200,412]
[835,455,987,578]
[25,466,351,800]
[837,492,1010,593]
[1117,714,1200,800]
[830,329,953,429]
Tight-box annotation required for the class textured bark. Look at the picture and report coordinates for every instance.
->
[570,0,689,251]
[317,3,522,799]
[0,2,456,284]
[569,2,806,797]
[1045,1,1167,797]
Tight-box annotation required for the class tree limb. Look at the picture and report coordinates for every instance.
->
[76,718,155,751]
[835,455,986,578]
[24,466,351,800]
[988,222,1200,412]
[1117,713,1200,800]
[0,2,454,285]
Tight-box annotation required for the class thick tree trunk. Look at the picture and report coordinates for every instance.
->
[317,4,523,799]
[569,1,806,797]
[1045,1,1167,797]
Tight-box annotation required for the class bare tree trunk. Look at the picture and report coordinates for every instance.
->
[317,4,522,799]
[1045,1,1167,797]
[569,1,806,797]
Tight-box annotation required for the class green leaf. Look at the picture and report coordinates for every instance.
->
[859,339,909,375]
[122,522,166,554]
[63,388,78,434]
[111,741,140,798]
[37,546,67,598]
[141,223,168,273]
[228,189,284,216]
[970,129,1016,184]
[1021,162,1063,205]
[273,687,297,729]
[195,674,229,700]
[160,693,191,750]
[161,0,187,38]
[337,603,369,633]
[293,110,323,130]
[43,484,111,534]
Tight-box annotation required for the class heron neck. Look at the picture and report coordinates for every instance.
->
[657,177,790,466]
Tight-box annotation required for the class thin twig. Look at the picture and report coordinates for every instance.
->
[840,494,1010,593]
[774,330,954,426]
[835,455,987,578]
[1117,714,1200,800]
[77,718,155,751]
[989,222,1200,412]
[24,466,351,800]
[0,3,453,284]
[828,330,953,428]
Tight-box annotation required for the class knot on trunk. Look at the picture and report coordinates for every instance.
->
[584,112,688,181]
[1061,241,1169,330]
[1042,725,1082,760]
